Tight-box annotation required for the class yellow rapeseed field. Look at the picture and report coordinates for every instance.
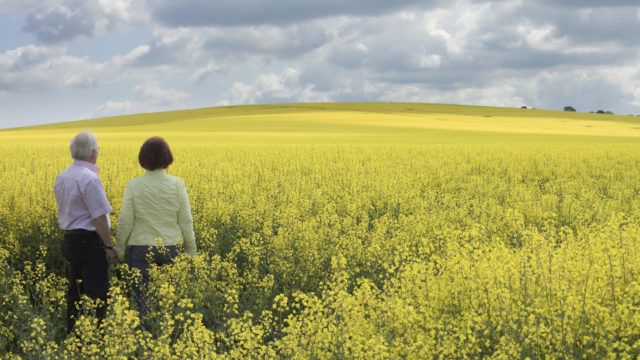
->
[1,102,639,358]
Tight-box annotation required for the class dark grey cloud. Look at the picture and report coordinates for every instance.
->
[20,0,145,43]
[511,3,640,45]
[537,0,639,7]
[149,0,436,27]
[264,1,640,111]
[202,23,332,59]
[314,2,638,89]
[120,22,335,71]
[299,16,525,90]
[23,4,95,43]
[0,0,50,13]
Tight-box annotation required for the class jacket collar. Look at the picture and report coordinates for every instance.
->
[73,160,99,174]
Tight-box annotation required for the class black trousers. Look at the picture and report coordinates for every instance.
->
[126,245,178,319]
[62,230,109,334]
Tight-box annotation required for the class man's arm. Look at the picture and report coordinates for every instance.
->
[92,214,117,263]
[92,214,113,248]
[82,176,117,262]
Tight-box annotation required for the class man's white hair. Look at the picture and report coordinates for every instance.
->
[70,131,99,161]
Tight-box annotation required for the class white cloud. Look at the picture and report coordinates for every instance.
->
[190,61,226,83]
[415,54,442,69]
[219,68,323,105]
[112,28,206,68]
[134,81,189,106]
[89,100,135,117]
[109,44,151,67]
[516,23,568,51]
[0,45,102,91]
[422,1,493,56]
[89,81,190,118]
[97,0,142,23]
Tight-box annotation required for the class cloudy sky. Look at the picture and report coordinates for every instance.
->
[1,0,639,128]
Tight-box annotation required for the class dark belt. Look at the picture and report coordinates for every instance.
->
[64,229,98,235]
[63,229,102,247]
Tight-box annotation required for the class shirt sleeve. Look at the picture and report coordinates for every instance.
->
[82,175,112,220]
[177,179,197,256]
[115,183,134,260]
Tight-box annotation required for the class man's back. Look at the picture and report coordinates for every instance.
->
[54,160,111,231]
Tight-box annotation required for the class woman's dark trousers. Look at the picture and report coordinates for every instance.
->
[126,245,178,322]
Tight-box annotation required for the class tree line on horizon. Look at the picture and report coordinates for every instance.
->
[520,105,635,115]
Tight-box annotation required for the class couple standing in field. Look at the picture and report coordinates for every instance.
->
[54,131,197,334]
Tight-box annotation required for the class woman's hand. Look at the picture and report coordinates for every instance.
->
[106,248,119,264]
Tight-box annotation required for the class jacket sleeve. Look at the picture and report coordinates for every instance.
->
[115,183,134,260]
[177,179,197,256]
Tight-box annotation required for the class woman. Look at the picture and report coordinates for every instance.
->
[116,136,197,316]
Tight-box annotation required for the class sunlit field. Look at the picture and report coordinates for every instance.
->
[1,102,639,358]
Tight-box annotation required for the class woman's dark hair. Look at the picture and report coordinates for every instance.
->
[138,136,174,170]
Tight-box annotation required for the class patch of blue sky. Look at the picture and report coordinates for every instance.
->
[0,13,36,52]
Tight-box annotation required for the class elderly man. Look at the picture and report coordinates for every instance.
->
[54,131,118,334]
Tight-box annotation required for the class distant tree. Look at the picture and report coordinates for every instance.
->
[521,106,528,109]
[596,110,606,114]
[563,106,576,112]
[605,110,614,115]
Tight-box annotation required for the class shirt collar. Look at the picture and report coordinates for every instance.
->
[73,160,99,174]
[145,169,167,177]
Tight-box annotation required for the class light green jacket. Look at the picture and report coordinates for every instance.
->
[115,170,197,259]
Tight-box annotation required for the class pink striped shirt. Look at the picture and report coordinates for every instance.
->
[54,160,112,231]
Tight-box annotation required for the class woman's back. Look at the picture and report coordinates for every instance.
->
[129,170,181,242]
[116,169,196,257]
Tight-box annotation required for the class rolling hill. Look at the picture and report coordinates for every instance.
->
[2,102,639,145]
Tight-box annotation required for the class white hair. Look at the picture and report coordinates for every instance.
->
[70,131,99,161]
